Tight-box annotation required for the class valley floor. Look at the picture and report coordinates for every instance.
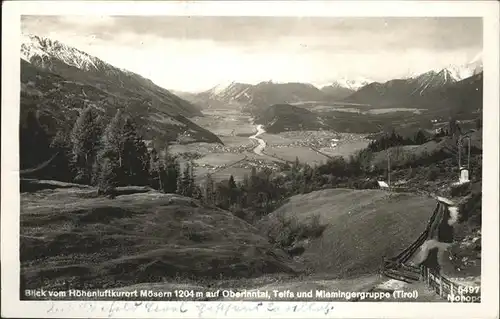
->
[174,109,371,183]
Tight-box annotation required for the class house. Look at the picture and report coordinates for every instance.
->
[377,181,390,189]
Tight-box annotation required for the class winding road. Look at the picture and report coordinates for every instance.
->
[249,124,267,155]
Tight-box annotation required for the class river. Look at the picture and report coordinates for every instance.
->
[249,124,267,155]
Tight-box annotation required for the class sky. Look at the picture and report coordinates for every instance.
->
[21,16,482,93]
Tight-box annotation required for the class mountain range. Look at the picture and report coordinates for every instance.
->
[249,65,482,134]
[20,34,483,139]
[20,34,222,145]
[185,56,482,113]
[344,67,482,109]
[253,69,482,135]
[193,81,330,113]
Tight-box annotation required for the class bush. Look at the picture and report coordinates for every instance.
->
[450,182,472,197]
[270,213,327,254]
[426,166,440,181]
[406,167,416,179]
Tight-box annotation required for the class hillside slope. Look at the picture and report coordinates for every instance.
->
[21,59,222,145]
[20,186,298,293]
[320,84,355,100]
[22,34,202,117]
[259,189,437,277]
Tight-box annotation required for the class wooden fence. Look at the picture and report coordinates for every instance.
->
[378,196,481,303]
[380,262,481,302]
[381,258,421,283]
[420,265,480,303]
[385,202,441,266]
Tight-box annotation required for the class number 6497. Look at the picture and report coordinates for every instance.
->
[457,286,480,295]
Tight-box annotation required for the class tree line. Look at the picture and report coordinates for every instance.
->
[20,107,198,196]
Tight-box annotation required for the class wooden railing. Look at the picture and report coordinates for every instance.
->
[420,265,480,303]
[385,202,441,265]
[381,258,421,283]
[379,197,481,302]
[380,261,481,302]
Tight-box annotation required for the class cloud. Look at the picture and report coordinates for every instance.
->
[21,16,483,92]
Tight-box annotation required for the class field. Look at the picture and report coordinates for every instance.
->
[310,105,425,115]
[319,140,371,159]
[265,146,328,165]
[258,189,437,278]
[195,153,246,167]
[190,109,255,137]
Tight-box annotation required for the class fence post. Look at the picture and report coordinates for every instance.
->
[427,267,430,286]
[450,282,454,297]
[439,275,443,297]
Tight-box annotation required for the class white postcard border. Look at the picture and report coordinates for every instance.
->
[2,1,499,318]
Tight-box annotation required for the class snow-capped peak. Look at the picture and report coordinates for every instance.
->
[442,65,475,81]
[206,80,252,102]
[432,53,483,82]
[210,80,237,95]
[326,76,374,91]
[21,34,104,72]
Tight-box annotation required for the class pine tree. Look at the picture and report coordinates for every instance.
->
[97,156,119,196]
[189,160,196,194]
[250,167,257,178]
[49,129,73,181]
[121,118,150,186]
[177,162,194,197]
[104,109,126,167]
[162,147,179,193]
[95,110,126,186]
[176,164,184,195]
[242,173,250,189]
[180,161,196,197]
[293,156,300,171]
[448,118,460,137]
[71,107,101,184]
[414,130,427,145]
[148,148,164,190]
[228,175,237,189]
[204,173,215,205]
[227,175,238,205]
[192,185,203,201]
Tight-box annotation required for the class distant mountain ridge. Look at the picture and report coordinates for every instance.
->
[320,83,355,100]
[344,59,483,108]
[186,60,482,112]
[20,34,222,145]
[189,81,329,113]
[323,77,374,91]
[252,71,482,134]
[21,34,202,117]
